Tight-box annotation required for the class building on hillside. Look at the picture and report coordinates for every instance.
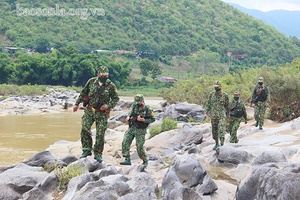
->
[158,76,177,83]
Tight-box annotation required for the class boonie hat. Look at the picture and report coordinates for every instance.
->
[233,91,240,96]
[214,80,222,87]
[258,77,264,83]
[134,94,144,103]
[98,66,109,76]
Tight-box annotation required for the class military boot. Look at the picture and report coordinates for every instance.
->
[94,156,103,163]
[220,137,225,146]
[120,157,131,165]
[259,125,263,130]
[255,121,259,127]
[213,141,220,150]
[142,160,148,166]
[80,150,92,158]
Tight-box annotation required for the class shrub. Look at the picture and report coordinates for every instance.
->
[149,125,161,138]
[54,165,84,191]
[161,118,177,132]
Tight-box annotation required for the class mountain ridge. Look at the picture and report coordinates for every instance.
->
[227,3,300,38]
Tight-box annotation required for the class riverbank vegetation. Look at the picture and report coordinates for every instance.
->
[161,58,300,122]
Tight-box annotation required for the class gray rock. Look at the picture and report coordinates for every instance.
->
[216,146,253,165]
[252,150,287,165]
[236,165,300,200]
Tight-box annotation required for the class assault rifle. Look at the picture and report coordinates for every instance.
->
[82,84,108,108]
[129,115,149,129]
[252,87,267,104]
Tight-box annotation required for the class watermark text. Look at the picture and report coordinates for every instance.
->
[16,4,105,20]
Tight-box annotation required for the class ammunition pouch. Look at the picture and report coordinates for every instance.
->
[91,101,104,109]
[230,108,243,118]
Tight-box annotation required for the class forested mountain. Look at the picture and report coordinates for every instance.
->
[228,3,300,39]
[1,0,300,74]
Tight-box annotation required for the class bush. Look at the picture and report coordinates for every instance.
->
[161,118,177,132]
[149,125,161,138]
[54,165,84,191]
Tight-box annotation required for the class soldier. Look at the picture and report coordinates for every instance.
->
[73,66,119,163]
[251,77,270,130]
[228,92,247,143]
[204,81,229,150]
[120,94,155,166]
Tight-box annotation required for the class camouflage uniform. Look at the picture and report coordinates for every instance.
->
[121,95,155,165]
[205,81,229,149]
[228,94,247,143]
[75,66,119,160]
[251,77,270,130]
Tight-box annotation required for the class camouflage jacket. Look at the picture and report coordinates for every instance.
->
[75,77,119,109]
[128,104,155,125]
[229,100,247,120]
[251,84,270,103]
[205,90,229,119]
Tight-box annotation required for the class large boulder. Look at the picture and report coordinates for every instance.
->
[236,164,300,200]
[161,155,217,199]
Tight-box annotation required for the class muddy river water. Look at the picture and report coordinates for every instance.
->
[0,96,164,166]
[0,110,83,166]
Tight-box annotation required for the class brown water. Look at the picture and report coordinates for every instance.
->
[0,110,84,166]
[0,96,164,167]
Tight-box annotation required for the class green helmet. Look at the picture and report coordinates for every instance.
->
[134,94,144,103]
[98,66,109,76]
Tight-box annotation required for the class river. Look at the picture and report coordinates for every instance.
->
[0,110,83,166]
[0,96,164,167]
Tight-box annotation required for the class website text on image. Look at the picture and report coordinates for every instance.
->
[16,4,105,20]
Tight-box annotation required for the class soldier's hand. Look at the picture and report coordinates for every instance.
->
[137,116,145,122]
[125,116,130,124]
[266,103,269,107]
[73,105,78,112]
[100,104,108,111]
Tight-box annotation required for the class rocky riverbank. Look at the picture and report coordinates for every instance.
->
[0,88,300,200]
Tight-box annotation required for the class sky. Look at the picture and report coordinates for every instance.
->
[222,0,300,12]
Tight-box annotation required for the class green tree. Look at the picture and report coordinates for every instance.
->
[139,58,162,80]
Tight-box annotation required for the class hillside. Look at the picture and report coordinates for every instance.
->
[228,3,300,39]
[0,0,300,70]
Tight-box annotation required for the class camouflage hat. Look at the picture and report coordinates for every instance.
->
[134,94,144,103]
[214,80,222,87]
[258,77,264,83]
[233,91,240,96]
[98,66,109,76]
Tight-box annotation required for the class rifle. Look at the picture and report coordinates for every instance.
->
[83,84,108,108]
[252,87,267,104]
[129,115,149,129]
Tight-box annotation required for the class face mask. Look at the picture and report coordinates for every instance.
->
[214,87,221,92]
[258,82,263,86]
[234,96,239,101]
[99,77,107,83]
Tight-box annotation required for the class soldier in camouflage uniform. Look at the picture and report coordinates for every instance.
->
[73,66,119,163]
[251,77,270,130]
[120,94,155,166]
[228,92,247,143]
[204,81,229,150]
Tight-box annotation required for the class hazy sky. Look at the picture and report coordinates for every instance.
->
[222,0,300,12]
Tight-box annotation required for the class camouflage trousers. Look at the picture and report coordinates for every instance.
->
[254,101,267,127]
[80,108,108,157]
[121,126,147,162]
[211,117,227,144]
[228,117,243,143]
